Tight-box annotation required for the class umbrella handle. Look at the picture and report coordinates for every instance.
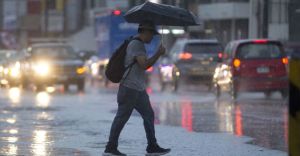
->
[160,25,164,46]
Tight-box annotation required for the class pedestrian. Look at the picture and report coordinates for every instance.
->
[103,21,171,156]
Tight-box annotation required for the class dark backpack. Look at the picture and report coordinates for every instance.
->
[105,37,141,83]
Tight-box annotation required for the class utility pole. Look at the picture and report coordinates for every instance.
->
[0,0,3,32]
[42,0,49,37]
[263,0,269,38]
[63,0,67,36]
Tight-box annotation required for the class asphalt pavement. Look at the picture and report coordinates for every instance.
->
[0,80,288,156]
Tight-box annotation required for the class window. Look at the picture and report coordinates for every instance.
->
[269,0,289,24]
[33,46,78,59]
[184,43,222,54]
[237,43,284,59]
[224,42,234,60]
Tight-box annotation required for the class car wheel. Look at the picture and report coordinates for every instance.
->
[231,83,238,99]
[208,83,213,91]
[232,89,238,99]
[36,84,44,92]
[160,82,166,91]
[280,90,288,99]
[64,83,69,91]
[9,82,18,88]
[0,83,5,88]
[215,84,221,98]
[77,79,85,92]
[173,80,179,92]
[104,78,109,88]
[22,80,29,89]
[264,91,272,99]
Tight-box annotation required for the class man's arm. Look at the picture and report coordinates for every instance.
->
[135,45,165,70]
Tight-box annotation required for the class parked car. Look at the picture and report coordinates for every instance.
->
[169,39,223,90]
[213,39,289,99]
[22,41,86,91]
[158,56,180,91]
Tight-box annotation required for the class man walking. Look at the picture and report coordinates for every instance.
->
[103,21,171,156]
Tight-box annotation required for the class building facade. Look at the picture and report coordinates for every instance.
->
[289,0,300,42]
[198,0,291,44]
[0,0,93,48]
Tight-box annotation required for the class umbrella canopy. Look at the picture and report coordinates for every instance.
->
[124,1,201,26]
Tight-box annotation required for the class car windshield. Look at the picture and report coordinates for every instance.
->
[237,43,284,59]
[184,43,222,54]
[32,46,78,59]
[0,53,7,61]
[0,51,17,62]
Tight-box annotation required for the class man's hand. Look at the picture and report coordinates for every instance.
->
[136,44,166,70]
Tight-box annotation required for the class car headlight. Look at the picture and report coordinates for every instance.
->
[77,66,86,74]
[0,66,3,73]
[4,68,9,75]
[10,67,21,78]
[9,62,21,78]
[160,65,173,78]
[33,61,50,76]
[175,71,180,77]
[103,59,109,66]
[91,63,98,75]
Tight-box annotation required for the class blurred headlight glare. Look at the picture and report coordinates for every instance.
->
[4,68,9,75]
[10,62,21,77]
[10,68,20,77]
[33,61,50,76]
[104,59,109,65]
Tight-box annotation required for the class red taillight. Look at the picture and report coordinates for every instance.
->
[233,59,241,68]
[253,39,268,44]
[147,66,153,72]
[179,52,192,60]
[113,10,121,16]
[218,52,223,59]
[282,57,288,65]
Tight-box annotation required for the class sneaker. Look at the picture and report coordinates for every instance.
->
[146,144,171,156]
[103,148,127,156]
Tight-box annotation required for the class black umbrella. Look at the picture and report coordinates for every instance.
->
[124,1,201,26]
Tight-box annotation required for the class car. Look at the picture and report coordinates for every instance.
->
[22,42,86,92]
[0,50,22,87]
[157,56,180,91]
[86,58,154,87]
[213,39,289,99]
[169,39,223,90]
[4,52,25,87]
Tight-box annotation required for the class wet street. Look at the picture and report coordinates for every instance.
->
[0,80,288,156]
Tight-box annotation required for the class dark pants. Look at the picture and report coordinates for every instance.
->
[107,85,157,148]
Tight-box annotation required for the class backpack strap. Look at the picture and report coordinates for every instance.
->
[122,60,136,81]
[121,37,143,82]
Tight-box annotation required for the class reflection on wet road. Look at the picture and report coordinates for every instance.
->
[1,88,53,155]
[0,85,97,156]
[152,96,288,151]
[8,87,21,104]
[0,85,288,155]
